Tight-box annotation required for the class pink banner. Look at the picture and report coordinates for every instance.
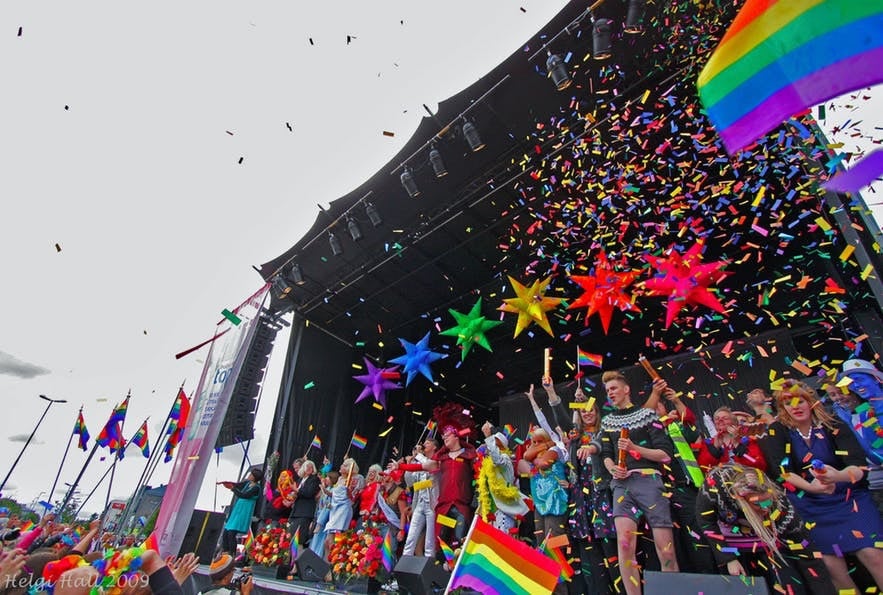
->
[154,285,269,558]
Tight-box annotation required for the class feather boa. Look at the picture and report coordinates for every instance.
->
[477,454,521,521]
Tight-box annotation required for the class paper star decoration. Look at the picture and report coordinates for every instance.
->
[498,275,563,338]
[389,332,446,386]
[568,251,641,334]
[439,298,503,361]
[352,357,401,408]
[643,240,729,328]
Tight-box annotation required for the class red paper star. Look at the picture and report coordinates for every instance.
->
[568,251,640,334]
[643,240,729,328]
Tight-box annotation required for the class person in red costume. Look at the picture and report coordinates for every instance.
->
[696,406,767,473]
[389,424,476,545]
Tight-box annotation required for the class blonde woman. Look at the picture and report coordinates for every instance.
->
[695,464,835,594]
[323,458,358,557]
[760,380,883,592]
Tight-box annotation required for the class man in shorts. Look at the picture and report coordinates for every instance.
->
[599,370,679,595]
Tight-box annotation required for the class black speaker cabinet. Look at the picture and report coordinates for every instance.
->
[393,555,451,595]
[644,570,769,595]
[296,548,330,582]
[179,509,225,562]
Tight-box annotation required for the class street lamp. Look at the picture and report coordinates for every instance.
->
[0,395,67,494]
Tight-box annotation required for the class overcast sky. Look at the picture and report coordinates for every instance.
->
[1,1,880,519]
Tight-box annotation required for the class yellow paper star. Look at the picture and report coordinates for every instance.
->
[498,275,563,337]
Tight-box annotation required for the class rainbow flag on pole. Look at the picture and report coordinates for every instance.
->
[447,517,561,595]
[130,421,150,459]
[310,435,322,450]
[73,411,90,451]
[698,0,883,154]
[350,433,368,450]
[576,348,603,369]
[381,530,395,572]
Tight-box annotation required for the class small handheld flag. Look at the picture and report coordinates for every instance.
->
[576,348,603,369]
[350,434,368,450]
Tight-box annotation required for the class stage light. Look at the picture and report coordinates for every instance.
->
[546,52,572,91]
[365,201,382,227]
[401,167,420,197]
[329,231,343,256]
[592,18,613,60]
[429,144,447,177]
[347,217,363,241]
[273,276,293,298]
[289,263,305,285]
[462,121,485,152]
[624,0,645,34]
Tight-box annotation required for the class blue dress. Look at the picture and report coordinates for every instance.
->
[785,425,883,555]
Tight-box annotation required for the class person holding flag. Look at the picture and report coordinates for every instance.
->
[285,459,320,558]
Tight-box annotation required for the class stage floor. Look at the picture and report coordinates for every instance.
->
[184,565,382,595]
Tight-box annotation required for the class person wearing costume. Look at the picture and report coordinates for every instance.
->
[402,437,439,559]
[220,467,263,555]
[567,386,618,595]
[477,421,528,534]
[599,370,678,595]
[695,406,767,472]
[390,419,476,545]
[695,464,836,594]
[760,379,883,592]
[837,359,883,513]
[323,458,358,557]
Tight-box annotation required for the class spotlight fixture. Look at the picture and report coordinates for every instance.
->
[329,231,343,256]
[289,263,305,285]
[365,201,382,227]
[401,167,420,197]
[273,276,293,299]
[592,18,613,60]
[546,52,572,91]
[429,144,447,177]
[347,216,363,241]
[462,120,485,152]
[624,0,645,34]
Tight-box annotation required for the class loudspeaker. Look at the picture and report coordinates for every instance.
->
[295,548,330,582]
[178,509,225,562]
[393,555,451,595]
[644,571,768,595]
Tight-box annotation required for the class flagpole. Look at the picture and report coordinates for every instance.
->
[59,439,100,513]
[118,409,164,534]
[103,393,131,519]
[443,513,479,595]
[48,407,80,509]
[75,459,115,519]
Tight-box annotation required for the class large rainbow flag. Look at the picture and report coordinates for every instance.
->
[698,0,883,153]
[447,517,561,595]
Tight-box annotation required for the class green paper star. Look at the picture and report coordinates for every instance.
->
[439,298,503,361]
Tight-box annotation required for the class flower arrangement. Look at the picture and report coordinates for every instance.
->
[327,527,384,581]
[247,523,292,567]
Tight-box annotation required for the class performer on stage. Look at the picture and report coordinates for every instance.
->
[219,467,263,555]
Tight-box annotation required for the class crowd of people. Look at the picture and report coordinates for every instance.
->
[5,357,883,595]
[226,357,883,594]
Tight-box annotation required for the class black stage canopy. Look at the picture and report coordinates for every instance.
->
[256,0,883,463]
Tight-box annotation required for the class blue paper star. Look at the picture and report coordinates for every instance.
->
[389,332,446,386]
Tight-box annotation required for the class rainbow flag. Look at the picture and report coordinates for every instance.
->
[19,521,34,532]
[438,536,456,565]
[73,411,90,451]
[698,0,883,154]
[381,530,395,572]
[130,421,150,459]
[449,517,561,595]
[310,435,322,450]
[350,433,368,450]
[540,542,574,583]
[290,527,301,564]
[244,527,255,550]
[576,348,603,369]
[141,532,159,552]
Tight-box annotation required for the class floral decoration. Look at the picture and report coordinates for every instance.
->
[327,527,385,581]
[247,523,292,567]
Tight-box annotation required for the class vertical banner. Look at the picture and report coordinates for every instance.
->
[154,285,269,558]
